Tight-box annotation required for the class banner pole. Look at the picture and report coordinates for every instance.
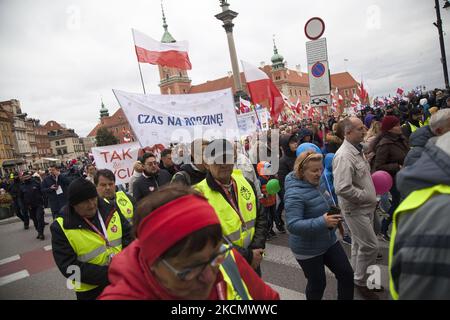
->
[131,29,147,94]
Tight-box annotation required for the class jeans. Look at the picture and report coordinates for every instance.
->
[381,183,400,236]
[275,191,285,228]
[29,206,45,235]
[297,242,354,300]
[264,205,279,233]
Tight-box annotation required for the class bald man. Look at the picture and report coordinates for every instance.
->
[333,117,380,300]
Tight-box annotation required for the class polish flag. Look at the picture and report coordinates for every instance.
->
[295,98,302,114]
[353,93,361,103]
[132,28,192,70]
[359,81,368,103]
[241,60,284,123]
[239,97,252,114]
[396,88,404,96]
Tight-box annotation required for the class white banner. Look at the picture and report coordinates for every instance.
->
[113,88,239,147]
[236,109,270,137]
[91,142,140,186]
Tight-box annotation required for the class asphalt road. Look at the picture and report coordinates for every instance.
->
[0,209,390,300]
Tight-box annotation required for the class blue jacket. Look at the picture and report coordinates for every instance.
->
[320,153,338,204]
[284,172,337,257]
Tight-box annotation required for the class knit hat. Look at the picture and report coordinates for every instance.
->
[381,116,400,132]
[68,178,98,206]
[136,194,220,266]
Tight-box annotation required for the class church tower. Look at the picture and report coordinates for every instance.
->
[158,3,191,94]
[271,36,287,83]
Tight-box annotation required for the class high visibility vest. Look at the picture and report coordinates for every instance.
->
[56,211,123,292]
[407,121,423,134]
[196,170,257,249]
[115,191,134,224]
[389,184,450,300]
[219,249,253,300]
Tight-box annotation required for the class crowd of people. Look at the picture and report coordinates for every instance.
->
[1,87,449,300]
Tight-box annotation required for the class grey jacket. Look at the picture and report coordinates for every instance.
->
[397,138,450,199]
[403,125,435,167]
[391,193,450,299]
[333,139,377,213]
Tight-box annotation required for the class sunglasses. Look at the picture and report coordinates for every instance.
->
[160,237,233,281]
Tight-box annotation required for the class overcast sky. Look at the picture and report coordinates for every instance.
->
[1,0,449,136]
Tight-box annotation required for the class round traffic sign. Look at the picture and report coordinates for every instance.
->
[304,17,325,40]
[311,62,326,78]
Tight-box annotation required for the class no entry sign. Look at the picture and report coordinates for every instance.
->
[304,17,325,40]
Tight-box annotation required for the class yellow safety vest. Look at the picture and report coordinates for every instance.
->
[407,121,423,134]
[115,191,134,224]
[56,211,123,292]
[219,249,253,300]
[389,184,450,300]
[196,170,257,249]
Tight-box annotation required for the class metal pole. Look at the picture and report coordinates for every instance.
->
[435,0,450,89]
[131,29,147,94]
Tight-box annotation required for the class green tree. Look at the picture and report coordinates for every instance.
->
[95,127,119,146]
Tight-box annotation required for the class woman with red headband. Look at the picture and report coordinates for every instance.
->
[98,185,279,300]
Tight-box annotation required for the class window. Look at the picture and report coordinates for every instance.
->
[55,141,60,146]
[352,89,356,94]
[61,140,65,145]
[166,74,169,80]
[290,89,292,96]
[345,90,349,97]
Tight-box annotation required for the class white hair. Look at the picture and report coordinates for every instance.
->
[436,131,450,157]
[430,109,450,134]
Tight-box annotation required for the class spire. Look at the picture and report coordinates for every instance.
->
[100,98,109,118]
[271,34,285,70]
[160,0,176,43]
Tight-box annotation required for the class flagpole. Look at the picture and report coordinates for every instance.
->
[131,29,147,94]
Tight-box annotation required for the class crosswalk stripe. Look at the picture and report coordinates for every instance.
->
[0,270,30,287]
[264,243,335,276]
[266,282,306,300]
[0,255,21,266]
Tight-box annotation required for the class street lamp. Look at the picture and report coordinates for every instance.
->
[434,0,450,89]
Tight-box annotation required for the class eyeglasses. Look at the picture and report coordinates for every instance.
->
[160,238,233,281]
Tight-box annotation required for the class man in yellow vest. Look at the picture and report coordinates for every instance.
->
[50,178,133,300]
[94,169,136,224]
[389,132,450,299]
[195,139,267,276]
[401,105,424,139]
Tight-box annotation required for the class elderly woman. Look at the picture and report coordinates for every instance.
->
[98,185,279,300]
[284,151,354,300]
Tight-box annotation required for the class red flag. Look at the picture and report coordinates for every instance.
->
[132,28,192,70]
[242,60,284,123]
[359,81,368,103]
[397,88,404,96]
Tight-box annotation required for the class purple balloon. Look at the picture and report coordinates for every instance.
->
[371,171,393,195]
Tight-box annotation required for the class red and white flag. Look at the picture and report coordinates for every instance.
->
[353,93,361,103]
[359,81,368,103]
[239,97,252,114]
[396,88,404,96]
[295,98,302,115]
[132,28,192,70]
[241,60,284,123]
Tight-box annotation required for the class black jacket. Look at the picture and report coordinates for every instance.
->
[50,198,133,300]
[41,174,69,205]
[204,172,267,265]
[278,133,298,193]
[132,169,172,202]
[19,179,44,208]
[171,163,207,186]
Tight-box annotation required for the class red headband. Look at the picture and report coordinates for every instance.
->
[137,194,220,266]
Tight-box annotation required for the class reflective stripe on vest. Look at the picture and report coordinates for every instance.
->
[115,191,134,224]
[56,211,123,292]
[219,249,253,300]
[409,122,423,133]
[195,169,257,249]
[388,184,450,300]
